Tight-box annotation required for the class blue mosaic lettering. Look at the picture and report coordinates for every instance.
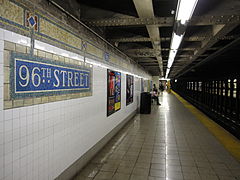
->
[14,59,90,94]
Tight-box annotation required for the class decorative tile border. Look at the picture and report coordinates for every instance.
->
[0,0,24,27]
[37,16,82,50]
[25,10,38,31]
[4,41,92,109]
[85,43,103,59]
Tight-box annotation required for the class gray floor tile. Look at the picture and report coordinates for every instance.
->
[112,173,130,180]
[149,169,165,178]
[130,174,148,180]
[94,171,114,180]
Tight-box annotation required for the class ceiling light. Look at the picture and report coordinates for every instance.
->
[176,0,199,24]
[167,49,178,68]
[167,58,174,69]
[169,50,177,60]
[171,33,183,50]
[165,68,170,79]
[165,0,199,78]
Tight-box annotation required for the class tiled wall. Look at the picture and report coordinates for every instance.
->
[0,28,142,180]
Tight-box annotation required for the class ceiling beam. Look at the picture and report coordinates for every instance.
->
[124,48,196,55]
[133,0,163,76]
[84,15,240,27]
[110,37,151,42]
[144,65,160,68]
[136,59,158,63]
[127,54,192,58]
[161,48,197,51]
[109,37,194,42]
[108,35,239,43]
[125,48,159,57]
[140,62,159,64]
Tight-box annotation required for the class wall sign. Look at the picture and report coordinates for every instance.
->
[126,74,134,105]
[104,52,110,62]
[107,69,121,116]
[10,53,92,99]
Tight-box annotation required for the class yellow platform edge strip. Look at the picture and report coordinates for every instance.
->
[172,90,240,161]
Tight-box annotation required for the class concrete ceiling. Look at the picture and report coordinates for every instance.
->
[52,0,240,77]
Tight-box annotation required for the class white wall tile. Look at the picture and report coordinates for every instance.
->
[4,142,13,155]
[4,121,12,133]
[0,75,3,88]
[12,142,20,156]
[4,162,13,177]
[0,29,4,41]
[0,102,3,113]
[0,87,3,100]
[4,131,12,145]
[0,164,3,179]
[4,110,12,121]
[0,109,3,122]
[0,144,3,158]
[3,29,30,47]
[0,41,4,53]
[0,132,3,145]
[0,121,3,133]
[35,40,84,62]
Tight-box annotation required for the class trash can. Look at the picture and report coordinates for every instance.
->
[140,92,151,114]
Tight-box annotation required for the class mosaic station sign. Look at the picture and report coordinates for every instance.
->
[10,53,92,99]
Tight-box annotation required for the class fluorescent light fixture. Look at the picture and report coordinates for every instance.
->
[169,50,177,60]
[176,0,199,24]
[165,68,170,79]
[171,33,183,50]
[165,0,199,78]
[167,49,177,68]
[167,58,174,68]
[159,78,170,81]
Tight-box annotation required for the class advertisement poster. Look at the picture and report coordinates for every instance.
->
[126,74,134,105]
[107,69,121,116]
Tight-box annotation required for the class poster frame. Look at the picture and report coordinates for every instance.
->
[107,69,121,116]
[126,74,134,106]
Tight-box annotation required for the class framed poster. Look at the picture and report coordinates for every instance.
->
[107,69,121,116]
[126,74,134,105]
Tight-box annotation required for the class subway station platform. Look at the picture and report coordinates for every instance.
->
[73,92,240,180]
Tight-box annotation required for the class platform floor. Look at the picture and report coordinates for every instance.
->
[73,92,240,180]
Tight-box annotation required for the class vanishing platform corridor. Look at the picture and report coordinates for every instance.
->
[73,92,240,180]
